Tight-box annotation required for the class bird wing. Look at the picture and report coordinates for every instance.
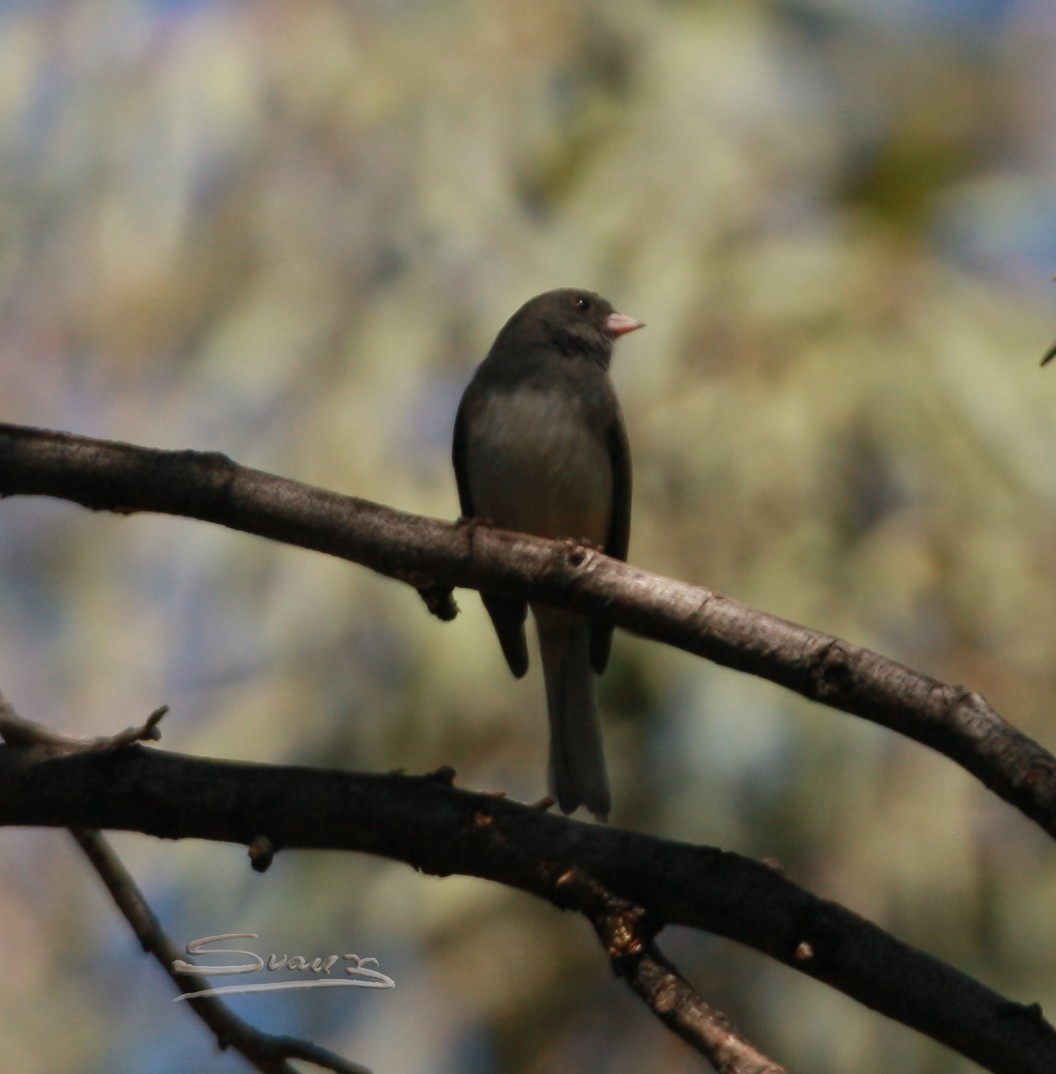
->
[589,408,631,674]
[452,386,530,679]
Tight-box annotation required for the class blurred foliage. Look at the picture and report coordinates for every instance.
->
[3,0,1056,1071]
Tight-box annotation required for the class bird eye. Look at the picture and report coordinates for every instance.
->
[574,296,591,312]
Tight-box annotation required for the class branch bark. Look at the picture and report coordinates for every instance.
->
[0,740,1052,1074]
[555,867,787,1074]
[73,828,373,1074]
[0,695,374,1074]
[0,694,781,1072]
[2,422,1055,840]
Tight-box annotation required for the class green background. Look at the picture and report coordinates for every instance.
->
[3,1,1056,1071]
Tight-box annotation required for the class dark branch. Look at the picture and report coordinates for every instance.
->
[72,828,373,1074]
[0,695,168,748]
[2,422,1055,840]
[0,741,1053,1074]
[554,867,787,1074]
[0,695,372,1074]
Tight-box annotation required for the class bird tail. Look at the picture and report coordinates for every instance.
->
[535,608,610,822]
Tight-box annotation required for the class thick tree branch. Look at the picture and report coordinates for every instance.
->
[2,422,1055,840]
[0,740,1052,1074]
[0,696,777,1072]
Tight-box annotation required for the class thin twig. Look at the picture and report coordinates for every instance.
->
[0,690,167,749]
[554,867,787,1074]
[71,828,373,1074]
[0,693,371,1074]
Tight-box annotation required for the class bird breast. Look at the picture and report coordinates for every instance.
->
[465,387,612,546]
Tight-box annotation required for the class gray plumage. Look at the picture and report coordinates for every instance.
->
[452,288,640,820]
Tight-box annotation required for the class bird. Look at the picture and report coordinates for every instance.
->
[452,288,643,821]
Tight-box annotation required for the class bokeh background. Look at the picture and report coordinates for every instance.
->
[3,0,1056,1071]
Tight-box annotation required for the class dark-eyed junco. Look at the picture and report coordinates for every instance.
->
[452,288,643,821]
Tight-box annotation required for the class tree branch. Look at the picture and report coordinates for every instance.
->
[0,739,1052,1074]
[554,867,787,1074]
[0,694,780,1071]
[2,422,1055,842]
[72,829,373,1074]
[0,694,372,1074]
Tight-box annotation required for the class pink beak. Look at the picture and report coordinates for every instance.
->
[605,311,645,338]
